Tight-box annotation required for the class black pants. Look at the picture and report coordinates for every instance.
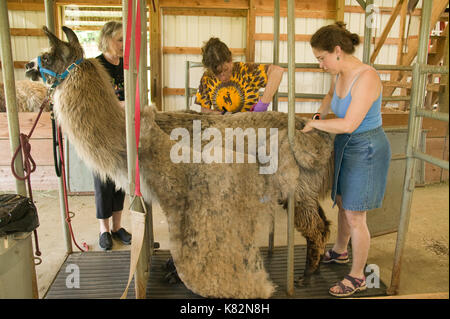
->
[93,174,125,219]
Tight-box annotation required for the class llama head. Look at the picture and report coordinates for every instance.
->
[26,26,84,86]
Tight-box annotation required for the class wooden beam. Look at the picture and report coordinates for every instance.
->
[246,0,256,62]
[55,0,121,5]
[160,0,249,9]
[163,46,246,56]
[346,5,422,16]
[10,28,44,37]
[150,0,163,111]
[439,22,449,113]
[162,7,247,16]
[370,0,405,63]
[255,9,336,19]
[163,88,185,96]
[428,26,449,64]
[397,0,408,65]
[65,25,104,31]
[336,0,345,21]
[0,61,28,69]
[385,0,449,97]
[7,2,45,11]
[256,33,311,42]
[255,33,405,45]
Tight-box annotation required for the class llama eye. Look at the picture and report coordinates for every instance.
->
[42,55,52,64]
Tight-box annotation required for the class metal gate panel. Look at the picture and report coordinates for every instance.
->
[65,138,94,194]
[366,127,422,237]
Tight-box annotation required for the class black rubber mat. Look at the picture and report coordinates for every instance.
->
[45,245,387,299]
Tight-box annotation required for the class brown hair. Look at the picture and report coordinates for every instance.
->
[310,21,360,54]
[201,37,232,74]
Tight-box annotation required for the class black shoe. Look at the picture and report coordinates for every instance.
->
[99,232,113,251]
[111,228,132,245]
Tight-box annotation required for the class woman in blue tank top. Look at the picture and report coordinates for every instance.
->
[302,22,391,297]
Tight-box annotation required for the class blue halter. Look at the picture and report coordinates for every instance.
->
[37,56,83,88]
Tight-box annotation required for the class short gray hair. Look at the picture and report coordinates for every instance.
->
[98,21,123,53]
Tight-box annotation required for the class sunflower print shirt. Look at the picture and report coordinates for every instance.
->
[195,62,269,113]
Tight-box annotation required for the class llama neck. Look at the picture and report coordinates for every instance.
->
[54,59,128,182]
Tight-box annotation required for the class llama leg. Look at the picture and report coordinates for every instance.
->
[295,203,330,286]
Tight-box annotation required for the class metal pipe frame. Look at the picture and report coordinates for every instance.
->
[0,1,26,196]
[185,61,190,110]
[183,61,416,105]
[44,0,55,33]
[123,0,153,299]
[185,62,203,108]
[137,0,153,298]
[416,109,449,122]
[272,0,280,112]
[419,64,449,75]
[267,0,280,258]
[286,0,296,297]
[413,149,449,171]
[43,0,74,255]
[362,0,374,64]
[124,0,137,198]
[387,0,435,296]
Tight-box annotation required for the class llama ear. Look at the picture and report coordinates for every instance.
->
[62,26,79,44]
[42,26,63,48]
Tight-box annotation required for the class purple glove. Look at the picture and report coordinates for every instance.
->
[251,100,270,112]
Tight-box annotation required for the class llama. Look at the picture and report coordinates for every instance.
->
[0,80,50,112]
[26,26,334,298]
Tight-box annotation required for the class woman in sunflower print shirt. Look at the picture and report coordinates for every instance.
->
[195,38,284,113]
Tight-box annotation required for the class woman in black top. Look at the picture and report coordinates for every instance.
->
[95,21,131,250]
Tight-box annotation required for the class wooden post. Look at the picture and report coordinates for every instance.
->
[150,0,162,110]
[370,0,405,64]
[286,0,295,297]
[336,0,345,22]
[439,24,449,113]
[384,0,449,98]
[396,0,408,110]
[246,0,255,62]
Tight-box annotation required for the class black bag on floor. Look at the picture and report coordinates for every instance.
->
[0,194,39,236]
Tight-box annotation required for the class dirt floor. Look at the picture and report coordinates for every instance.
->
[1,182,449,299]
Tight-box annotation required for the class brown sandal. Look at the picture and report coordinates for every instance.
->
[329,275,367,297]
[322,249,349,264]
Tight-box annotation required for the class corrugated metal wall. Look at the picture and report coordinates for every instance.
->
[165,0,423,112]
[162,15,247,111]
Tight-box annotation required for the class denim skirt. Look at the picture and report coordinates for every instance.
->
[331,126,391,211]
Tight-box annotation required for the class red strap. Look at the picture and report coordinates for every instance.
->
[57,126,88,252]
[124,1,143,197]
[134,0,142,197]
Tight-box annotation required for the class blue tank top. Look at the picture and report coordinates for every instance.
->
[330,73,382,134]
